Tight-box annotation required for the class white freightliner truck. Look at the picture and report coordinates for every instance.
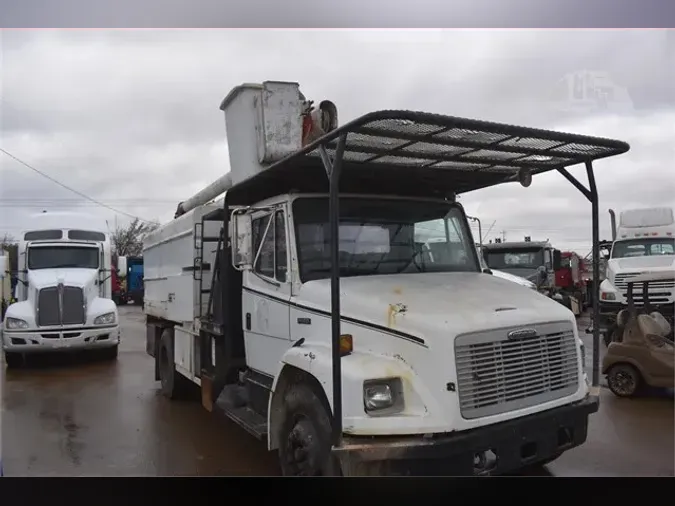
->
[143,81,629,476]
[1,211,121,368]
[598,207,675,344]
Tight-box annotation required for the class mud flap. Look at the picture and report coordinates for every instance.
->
[201,373,214,412]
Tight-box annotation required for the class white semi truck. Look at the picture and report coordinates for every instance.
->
[598,207,675,344]
[1,211,121,367]
[143,80,629,476]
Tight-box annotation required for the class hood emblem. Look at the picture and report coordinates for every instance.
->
[507,328,538,340]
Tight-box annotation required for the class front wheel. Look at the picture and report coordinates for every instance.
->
[102,344,118,361]
[607,363,642,397]
[278,384,341,476]
[4,351,23,369]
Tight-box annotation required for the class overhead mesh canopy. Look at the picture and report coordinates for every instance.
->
[304,110,629,175]
[227,110,629,205]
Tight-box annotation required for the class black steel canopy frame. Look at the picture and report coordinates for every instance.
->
[302,110,630,448]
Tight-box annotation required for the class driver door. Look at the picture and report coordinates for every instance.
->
[242,205,292,377]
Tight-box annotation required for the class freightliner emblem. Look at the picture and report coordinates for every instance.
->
[507,328,538,340]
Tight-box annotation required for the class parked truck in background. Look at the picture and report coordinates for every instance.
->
[111,255,127,306]
[1,211,121,368]
[598,207,675,345]
[482,239,587,315]
[126,256,144,306]
[143,80,629,476]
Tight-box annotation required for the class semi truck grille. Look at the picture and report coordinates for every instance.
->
[614,272,675,304]
[37,286,86,327]
[455,321,579,420]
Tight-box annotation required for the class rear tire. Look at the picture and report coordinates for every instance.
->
[607,363,642,398]
[278,383,341,476]
[4,351,23,369]
[158,328,190,400]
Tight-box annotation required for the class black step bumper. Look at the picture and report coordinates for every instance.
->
[333,394,599,476]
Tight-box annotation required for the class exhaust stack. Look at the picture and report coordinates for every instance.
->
[609,209,617,240]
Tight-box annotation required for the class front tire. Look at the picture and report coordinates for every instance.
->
[607,363,642,397]
[4,351,23,369]
[278,383,341,476]
[102,344,118,361]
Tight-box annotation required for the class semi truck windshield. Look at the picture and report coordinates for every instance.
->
[28,246,99,270]
[611,238,675,259]
[292,198,479,282]
[484,248,545,270]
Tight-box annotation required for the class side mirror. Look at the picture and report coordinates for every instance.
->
[552,249,562,271]
[117,256,128,277]
[537,265,548,284]
[231,210,253,271]
[0,255,7,279]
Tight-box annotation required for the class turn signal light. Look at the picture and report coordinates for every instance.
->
[340,334,353,356]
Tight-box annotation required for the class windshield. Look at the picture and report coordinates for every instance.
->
[611,238,675,259]
[28,246,99,270]
[292,197,479,283]
[484,248,544,270]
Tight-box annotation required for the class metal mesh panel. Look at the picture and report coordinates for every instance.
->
[301,111,628,184]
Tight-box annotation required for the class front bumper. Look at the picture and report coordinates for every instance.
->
[333,395,599,476]
[2,324,120,353]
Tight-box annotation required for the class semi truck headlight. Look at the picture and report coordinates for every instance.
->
[5,317,28,330]
[94,312,116,325]
[600,291,616,301]
[363,378,404,415]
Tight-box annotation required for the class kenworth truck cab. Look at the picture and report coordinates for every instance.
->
[2,211,120,368]
[598,207,675,344]
[144,81,629,476]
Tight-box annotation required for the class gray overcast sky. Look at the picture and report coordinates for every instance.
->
[1,29,673,254]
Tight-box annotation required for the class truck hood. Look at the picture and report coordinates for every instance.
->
[607,255,675,280]
[27,268,99,290]
[492,267,540,282]
[491,269,536,288]
[295,271,573,342]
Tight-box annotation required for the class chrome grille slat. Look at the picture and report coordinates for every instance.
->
[455,322,580,419]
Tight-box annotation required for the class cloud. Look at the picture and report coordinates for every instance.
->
[1,29,673,254]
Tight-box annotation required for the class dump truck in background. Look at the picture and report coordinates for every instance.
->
[481,239,589,315]
[597,207,675,345]
[142,80,629,476]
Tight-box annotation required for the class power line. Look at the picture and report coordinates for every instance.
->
[0,147,152,223]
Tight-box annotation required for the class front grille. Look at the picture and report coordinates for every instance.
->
[614,272,675,304]
[37,285,86,327]
[455,322,579,419]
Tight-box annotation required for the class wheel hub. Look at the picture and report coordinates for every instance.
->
[612,370,635,395]
[285,418,321,476]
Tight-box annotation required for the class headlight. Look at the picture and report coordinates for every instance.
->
[94,312,116,325]
[5,317,29,330]
[363,378,404,415]
[600,291,616,301]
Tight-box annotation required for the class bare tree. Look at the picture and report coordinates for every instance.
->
[111,218,160,257]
